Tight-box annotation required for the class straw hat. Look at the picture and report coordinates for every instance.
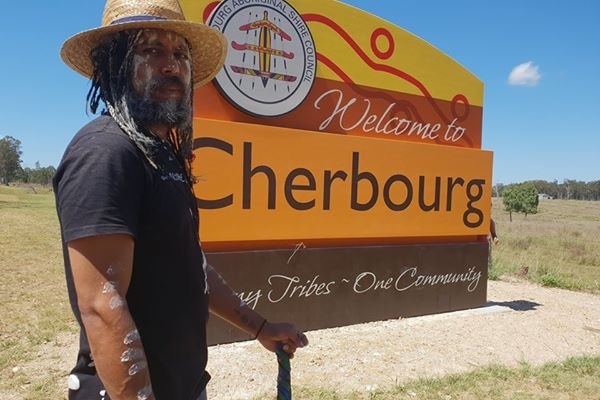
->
[60,0,227,88]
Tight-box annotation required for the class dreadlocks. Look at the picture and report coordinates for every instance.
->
[86,29,196,183]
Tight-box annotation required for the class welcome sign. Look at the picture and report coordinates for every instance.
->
[180,0,492,343]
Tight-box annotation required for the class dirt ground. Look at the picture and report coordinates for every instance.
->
[206,279,600,399]
[5,279,600,399]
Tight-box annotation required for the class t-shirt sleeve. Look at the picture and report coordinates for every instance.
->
[55,127,149,243]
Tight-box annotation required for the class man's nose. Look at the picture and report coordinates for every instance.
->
[162,53,179,75]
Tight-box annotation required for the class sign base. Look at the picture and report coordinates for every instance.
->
[206,243,488,345]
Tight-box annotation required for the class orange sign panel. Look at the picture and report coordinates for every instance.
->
[192,119,492,249]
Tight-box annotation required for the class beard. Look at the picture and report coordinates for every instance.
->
[127,76,192,129]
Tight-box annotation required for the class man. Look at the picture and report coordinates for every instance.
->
[54,1,308,399]
[490,218,499,245]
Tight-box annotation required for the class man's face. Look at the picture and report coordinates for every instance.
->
[127,29,193,127]
[132,29,192,101]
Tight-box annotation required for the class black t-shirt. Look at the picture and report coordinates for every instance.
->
[53,115,210,400]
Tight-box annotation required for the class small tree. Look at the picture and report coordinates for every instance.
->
[0,136,23,185]
[502,182,539,221]
[520,183,539,216]
[29,164,57,185]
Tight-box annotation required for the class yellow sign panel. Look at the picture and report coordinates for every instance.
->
[182,0,484,148]
[192,119,492,249]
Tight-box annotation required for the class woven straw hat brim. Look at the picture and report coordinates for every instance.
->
[61,20,227,88]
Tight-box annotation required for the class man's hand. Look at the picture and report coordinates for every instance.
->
[256,322,309,359]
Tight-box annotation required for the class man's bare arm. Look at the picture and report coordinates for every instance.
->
[68,234,154,400]
[205,263,308,355]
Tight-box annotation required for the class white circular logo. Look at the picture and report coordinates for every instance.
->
[209,0,317,117]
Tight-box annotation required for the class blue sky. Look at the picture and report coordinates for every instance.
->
[0,1,598,184]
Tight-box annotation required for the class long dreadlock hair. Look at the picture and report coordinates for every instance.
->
[86,29,196,184]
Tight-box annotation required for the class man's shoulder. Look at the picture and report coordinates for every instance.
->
[67,115,136,153]
[56,115,148,174]
[73,115,125,141]
[54,115,150,187]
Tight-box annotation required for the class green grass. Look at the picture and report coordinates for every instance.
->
[0,185,76,398]
[254,356,600,399]
[1,186,599,399]
[490,198,600,293]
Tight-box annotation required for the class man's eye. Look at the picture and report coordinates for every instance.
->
[176,52,190,60]
[144,48,159,55]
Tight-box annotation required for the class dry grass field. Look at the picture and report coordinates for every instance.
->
[490,197,600,293]
[1,185,599,399]
[0,185,75,398]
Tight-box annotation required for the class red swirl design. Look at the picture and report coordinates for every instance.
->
[302,13,470,127]
[317,52,425,123]
[203,2,220,23]
[371,28,395,60]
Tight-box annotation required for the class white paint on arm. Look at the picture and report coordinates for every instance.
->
[120,347,145,363]
[109,295,125,310]
[124,329,141,345]
[102,281,118,294]
[128,361,148,376]
[137,384,153,400]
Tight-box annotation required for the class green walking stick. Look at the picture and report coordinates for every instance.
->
[276,345,291,400]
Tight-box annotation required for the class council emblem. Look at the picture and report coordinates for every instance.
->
[209,0,317,117]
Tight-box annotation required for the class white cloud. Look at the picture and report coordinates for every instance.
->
[508,61,541,86]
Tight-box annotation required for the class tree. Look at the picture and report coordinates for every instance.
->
[492,183,504,198]
[497,179,600,202]
[502,182,539,221]
[529,179,559,199]
[29,164,56,185]
[0,136,22,185]
[589,180,600,201]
